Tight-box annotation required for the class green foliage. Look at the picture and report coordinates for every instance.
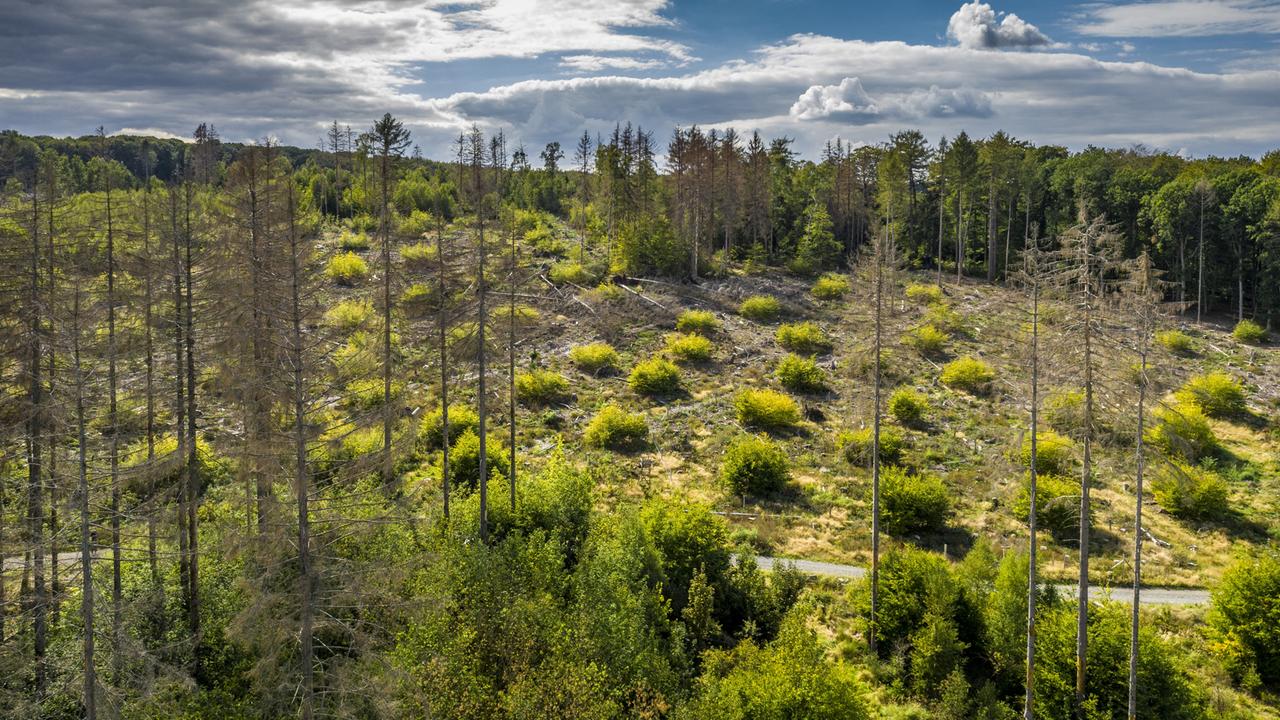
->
[326,251,369,285]
[1175,371,1247,418]
[811,273,850,300]
[516,369,571,406]
[905,282,944,305]
[1043,390,1085,435]
[1232,319,1268,344]
[337,229,370,251]
[419,403,479,451]
[490,304,541,326]
[613,214,687,277]
[401,242,438,270]
[1152,460,1229,520]
[583,404,648,450]
[838,426,906,466]
[923,303,966,333]
[720,434,791,496]
[448,429,509,490]
[1210,549,1280,689]
[880,465,951,535]
[395,209,435,237]
[1013,473,1080,539]
[569,342,620,374]
[790,202,844,275]
[665,332,715,363]
[1148,402,1218,461]
[888,387,930,426]
[940,356,995,395]
[324,298,373,333]
[867,546,960,652]
[775,354,828,394]
[1018,430,1074,475]
[548,260,595,286]
[738,295,782,322]
[903,324,948,357]
[775,321,832,355]
[1156,329,1195,354]
[676,309,721,334]
[734,389,801,432]
[628,356,682,395]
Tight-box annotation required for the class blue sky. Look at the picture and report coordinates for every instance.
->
[2,0,1278,159]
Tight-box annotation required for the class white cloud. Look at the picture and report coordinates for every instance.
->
[789,77,991,122]
[1076,0,1280,37]
[559,55,667,72]
[790,77,881,121]
[113,127,192,142]
[947,1,1051,49]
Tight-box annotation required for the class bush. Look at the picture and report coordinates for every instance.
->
[1013,473,1079,538]
[838,426,905,466]
[1152,460,1229,520]
[664,332,714,363]
[880,465,950,535]
[888,387,930,426]
[940,356,995,395]
[569,342,619,374]
[400,283,436,317]
[776,354,828,394]
[448,429,509,490]
[905,282,944,305]
[1043,390,1085,435]
[735,389,802,432]
[720,435,791,496]
[775,322,832,355]
[324,299,373,333]
[1147,403,1218,461]
[739,295,782,322]
[1156,329,1195,354]
[419,404,479,451]
[811,273,851,300]
[1210,549,1280,688]
[400,242,438,271]
[326,251,369,286]
[628,357,682,395]
[583,404,648,450]
[548,260,595,286]
[675,309,721,335]
[790,203,844,275]
[1232,319,1268,344]
[924,303,965,333]
[337,229,370,251]
[1018,430,1074,475]
[515,369,571,405]
[490,304,541,326]
[903,324,948,358]
[1175,371,1247,418]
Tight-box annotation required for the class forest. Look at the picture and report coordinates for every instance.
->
[0,119,1277,720]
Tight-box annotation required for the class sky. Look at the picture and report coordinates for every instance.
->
[2,0,1279,160]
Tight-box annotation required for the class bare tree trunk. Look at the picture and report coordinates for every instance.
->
[437,214,451,520]
[1025,244,1041,720]
[936,179,945,286]
[1197,193,1204,323]
[27,169,48,699]
[172,188,190,629]
[105,153,124,684]
[869,227,885,653]
[74,282,97,720]
[988,181,998,281]
[508,222,517,510]
[143,162,159,585]
[1127,330,1148,720]
[1076,245,1095,720]
[381,151,394,486]
[183,182,200,656]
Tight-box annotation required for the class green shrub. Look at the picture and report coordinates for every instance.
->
[569,342,620,374]
[924,303,966,333]
[419,404,479,451]
[1152,460,1229,520]
[881,465,950,535]
[775,321,832,355]
[905,283,944,305]
[400,283,436,317]
[1155,329,1195,354]
[1147,402,1218,461]
[490,304,541,326]
[1043,390,1085,434]
[1013,473,1079,538]
[664,332,714,363]
[675,309,721,335]
[326,251,369,286]
[838,426,905,466]
[1018,430,1074,475]
[739,295,782,322]
[940,356,994,395]
[811,273,851,300]
[344,376,403,411]
[628,357,682,395]
[720,435,791,496]
[324,299,373,333]
[776,354,828,393]
[1210,549,1280,688]
[583,404,648,450]
[1232,319,1268,344]
[548,260,595,286]
[337,229,370,251]
[448,429,509,490]
[515,369,571,405]
[734,389,802,432]
[903,324,948,357]
[888,387,930,426]
[400,242,438,271]
[1175,371,1246,418]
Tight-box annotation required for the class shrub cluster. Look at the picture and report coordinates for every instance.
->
[326,251,369,286]
[1175,371,1246,418]
[1147,403,1218,461]
[838,426,905,466]
[583,404,648,450]
[1013,473,1080,539]
[675,309,721,334]
[1018,430,1074,475]
[940,356,994,395]
[1152,460,1229,520]
[1043,390,1085,435]
[811,273,850,300]
[629,357,682,395]
[448,429,510,490]
[337,229,370,251]
[888,387,929,426]
[419,403,479,451]
[734,389,802,432]
[720,435,791,496]
[1155,329,1195,354]
[548,260,595,286]
[664,332,715,363]
[775,354,827,394]
[924,302,965,333]
[569,342,620,374]
[1210,549,1280,688]
[324,299,373,333]
[739,295,782,322]
[1232,318,1268,344]
[903,324,948,357]
[775,321,832,355]
[515,369,571,405]
[905,282,944,305]
[880,465,950,535]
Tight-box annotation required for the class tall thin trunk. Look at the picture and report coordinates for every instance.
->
[105,156,124,684]
[171,189,189,622]
[869,227,885,653]
[143,167,158,585]
[1196,193,1204,323]
[508,223,517,510]
[287,187,315,720]
[1004,194,1015,282]
[988,180,998,281]
[936,178,945,286]
[1127,325,1149,720]
[74,282,96,720]
[475,156,489,541]
[27,169,48,698]
[381,151,394,485]
[183,182,200,652]
[47,171,60,622]
[1076,240,1095,720]
[437,214,451,520]
[1025,258,1040,720]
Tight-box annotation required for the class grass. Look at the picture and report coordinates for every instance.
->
[739,295,782,322]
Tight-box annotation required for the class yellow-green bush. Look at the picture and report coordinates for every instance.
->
[419,403,479,451]
[739,295,782,322]
[676,309,721,335]
[905,283,944,305]
[1152,460,1229,521]
[1147,403,1218,462]
[776,354,827,394]
[324,299,373,333]
[838,426,905,466]
[940,356,994,395]
[811,273,851,300]
[489,304,541,326]
[888,387,930,426]
[1013,473,1080,538]
[628,357,682,395]
[548,261,595,286]
[400,283,436,317]
[1018,430,1074,475]
[664,332,714,364]
[337,229,370,251]
[775,322,832,355]
[401,242,437,271]
[720,434,791,496]
[515,369,571,405]
[881,465,951,535]
[326,251,369,286]
[734,389,801,432]
[1232,319,1267,344]
[448,429,509,490]
[583,404,648,450]
[345,376,403,411]
[903,324,948,358]
[924,303,965,333]
[569,342,620,374]
[1155,329,1195,355]
[1043,390,1085,435]
[1175,372,1246,418]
